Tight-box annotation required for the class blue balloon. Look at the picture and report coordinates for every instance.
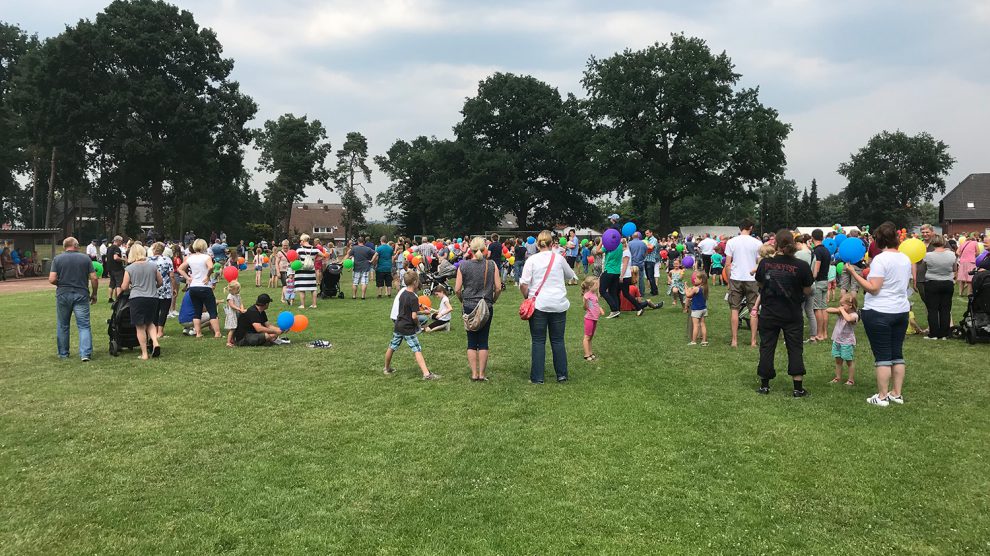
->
[239,263,247,271]
[277,311,295,331]
[837,237,866,264]
[823,238,838,255]
[834,233,846,246]
[602,228,621,251]
[527,236,536,245]
[621,221,637,238]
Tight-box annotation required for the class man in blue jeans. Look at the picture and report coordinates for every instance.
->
[628,232,647,291]
[49,237,99,361]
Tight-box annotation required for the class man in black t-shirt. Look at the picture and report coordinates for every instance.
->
[754,231,814,397]
[234,294,282,346]
[810,229,832,341]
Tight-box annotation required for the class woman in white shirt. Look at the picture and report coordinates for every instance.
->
[177,238,222,338]
[846,222,912,407]
[520,230,577,384]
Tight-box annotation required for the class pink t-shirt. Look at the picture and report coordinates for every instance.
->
[584,290,602,321]
[959,239,977,263]
[831,312,858,345]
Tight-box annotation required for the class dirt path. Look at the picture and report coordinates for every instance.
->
[0,277,60,294]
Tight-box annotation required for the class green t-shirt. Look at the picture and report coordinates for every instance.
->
[603,246,623,274]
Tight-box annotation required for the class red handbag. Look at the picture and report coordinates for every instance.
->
[519,253,555,320]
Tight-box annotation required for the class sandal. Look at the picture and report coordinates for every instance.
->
[845,380,855,386]
[830,377,841,383]
[583,355,595,361]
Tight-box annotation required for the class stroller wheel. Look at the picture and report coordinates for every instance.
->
[109,340,119,356]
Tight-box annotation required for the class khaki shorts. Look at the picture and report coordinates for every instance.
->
[812,281,829,309]
[690,309,709,319]
[727,280,759,310]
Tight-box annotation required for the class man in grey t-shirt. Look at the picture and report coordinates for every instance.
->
[348,243,378,300]
[49,237,99,361]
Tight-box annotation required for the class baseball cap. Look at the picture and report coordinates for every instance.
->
[608,213,620,220]
[256,294,273,305]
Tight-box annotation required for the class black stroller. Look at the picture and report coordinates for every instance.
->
[953,270,990,344]
[420,257,456,295]
[320,263,344,299]
[108,291,140,356]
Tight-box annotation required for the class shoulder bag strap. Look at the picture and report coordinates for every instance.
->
[533,253,556,298]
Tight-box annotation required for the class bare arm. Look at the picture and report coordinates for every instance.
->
[492,263,502,302]
[120,270,132,291]
[846,264,883,295]
[48,271,58,286]
[454,269,463,301]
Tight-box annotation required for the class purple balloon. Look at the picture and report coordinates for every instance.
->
[682,255,695,268]
[602,228,621,251]
[977,250,989,266]
[453,261,460,269]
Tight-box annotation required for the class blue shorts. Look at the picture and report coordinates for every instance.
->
[831,341,855,361]
[389,332,422,353]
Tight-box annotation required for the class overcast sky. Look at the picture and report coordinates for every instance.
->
[4,0,989,218]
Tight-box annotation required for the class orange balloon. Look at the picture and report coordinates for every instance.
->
[263,256,270,263]
[290,314,309,332]
[721,267,728,282]
[418,295,432,309]
[238,257,245,265]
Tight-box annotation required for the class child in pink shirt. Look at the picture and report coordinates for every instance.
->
[582,276,605,361]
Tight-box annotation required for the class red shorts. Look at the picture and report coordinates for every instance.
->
[584,318,598,337]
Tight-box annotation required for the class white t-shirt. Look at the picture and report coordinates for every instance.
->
[519,251,576,313]
[863,250,912,313]
[436,295,452,322]
[99,244,108,257]
[698,238,717,255]
[187,253,212,288]
[621,248,633,278]
[390,289,403,321]
[725,233,762,282]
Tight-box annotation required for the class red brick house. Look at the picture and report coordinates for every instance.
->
[288,200,346,244]
[940,173,990,236]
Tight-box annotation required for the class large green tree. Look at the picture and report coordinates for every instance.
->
[582,34,790,232]
[0,23,34,225]
[838,130,954,228]
[331,132,373,240]
[254,114,332,236]
[758,178,800,233]
[455,72,599,230]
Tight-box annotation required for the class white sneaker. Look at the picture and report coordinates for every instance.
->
[866,394,889,407]
[605,311,621,319]
[274,337,291,345]
[887,394,904,405]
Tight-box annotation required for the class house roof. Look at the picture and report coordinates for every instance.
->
[942,173,990,221]
[288,201,345,237]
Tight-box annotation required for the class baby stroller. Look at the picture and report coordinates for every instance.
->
[953,270,990,344]
[107,291,141,356]
[320,263,344,299]
[420,257,456,295]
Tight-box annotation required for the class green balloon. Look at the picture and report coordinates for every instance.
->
[25,250,31,257]
[92,262,103,275]
[836,262,844,275]
[290,260,303,271]
[213,262,222,271]
[676,244,685,252]
[249,242,255,248]
[343,258,354,270]
[580,239,588,246]
[559,237,567,246]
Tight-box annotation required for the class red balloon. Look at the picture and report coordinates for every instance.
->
[286,249,298,262]
[223,266,238,282]
[587,256,594,263]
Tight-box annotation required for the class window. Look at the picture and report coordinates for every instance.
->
[314,227,332,234]
[966,202,975,209]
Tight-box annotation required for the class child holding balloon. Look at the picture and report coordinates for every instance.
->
[686,273,709,346]
[224,281,246,347]
[826,293,858,385]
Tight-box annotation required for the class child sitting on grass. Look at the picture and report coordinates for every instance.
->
[384,272,439,380]
[423,284,453,333]
[686,273,708,346]
[826,293,859,385]
[582,276,604,361]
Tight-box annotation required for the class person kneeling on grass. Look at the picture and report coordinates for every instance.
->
[384,272,439,380]
[232,294,285,347]
[422,284,453,333]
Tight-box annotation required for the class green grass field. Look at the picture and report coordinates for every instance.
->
[1,276,988,554]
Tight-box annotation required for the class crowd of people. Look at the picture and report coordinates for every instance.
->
[46,221,990,405]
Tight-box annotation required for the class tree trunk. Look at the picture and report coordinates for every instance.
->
[659,198,672,235]
[150,175,165,236]
[30,153,39,228]
[62,192,69,237]
[43,147,57,229]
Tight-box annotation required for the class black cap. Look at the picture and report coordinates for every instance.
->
[256,293,273,305]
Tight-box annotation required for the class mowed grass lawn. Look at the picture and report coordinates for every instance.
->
[1,275,988,555]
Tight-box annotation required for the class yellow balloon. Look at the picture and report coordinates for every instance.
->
[898,237,926,263]
[978,243,985,255]
[508,256,515,265]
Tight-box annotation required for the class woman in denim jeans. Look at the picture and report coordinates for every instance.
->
[520,230,578,384]
[846,222,912,407]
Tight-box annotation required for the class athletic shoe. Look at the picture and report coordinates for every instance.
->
[557,376,568,383]
[792,389,809,398]
[81,357,90,362]
[605,311,620,319]
[923,336,938,340]
[637,308,645,316]
[383,367,396,375]
[688,341,697,345]
[866,394,889,407]
[274,337,291,345]
[887,394,905,405]
[423,372,441,380]
[756,386,770,395]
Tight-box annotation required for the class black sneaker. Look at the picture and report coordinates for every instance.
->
[756,386,770,395]
[793,389,809,398]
